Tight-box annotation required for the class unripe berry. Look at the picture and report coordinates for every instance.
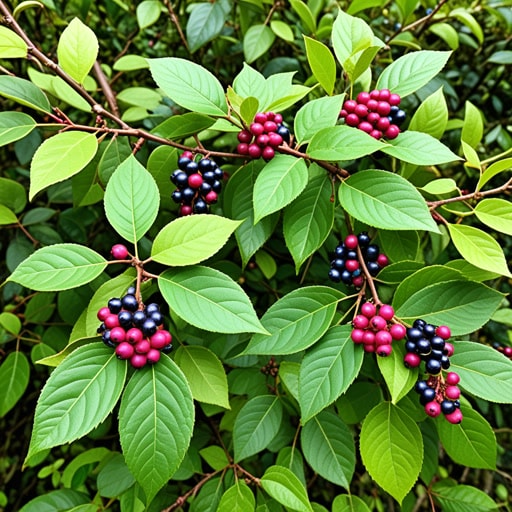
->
[444,342,454,357]
[354,104,368,117]
[358,121,373,133]
[250,122,264,136]
[370,316,387,331]
[361,302,377,318]
[370,130,383,139]
[366,99,379,110]
[180,205,193,216]
[390,323,406,340]
[445,385,461,400]
[238,130,252,143]
[188,173,203,188]
[340,109,348,118]
[363,344,376,353]
[352,275,364,287]
[345,259,359,272]
[375,330,392,345]
[262,146,275,161]
[254,112,268,124]
[389,93,401,106]
[344,234,358,249]
[97,307,110,321]
[369,89,380,100]
[135,339,151,354]
[345,113,360,126]
[404,352,421,368]
[130,353,147,369]
[248,144,262,159]
[379,89,391,101]
[445,372,460,385]
[367,112,381,125]
[181,150,194,160]
[379,304,395,321]
[343,100,357,112]
[357,91,371,104]
[436,325,451,340]
[353,314,370,329]
[256,134,270,147]
[376,117,391,131]
[445,409,463,424]
[150,331,170,349]
[104,314,120,329]
[111,244,129,260]
[377,253,389,267]
[362,331,375,344]
[268,132,283,147]
[116,342,134,360]
[504,346,512,357]
[377,344,392,357]
[274,113,283,124]
[237,143,249,155]
[110,327,126,343]
[385,125,400,139]
[351,328,365,344]
[146,348,161,364]
[264,121,278,133]
[205,191,218,204]
[425,401,441,417]
[126,327,144,345]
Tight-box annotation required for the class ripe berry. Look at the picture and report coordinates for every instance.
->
[361,302,377,318]
[375,330,392,345]
[389,93,401,106]
[390,323,406,340]
[445,372,460,385]
[436,325,451,340]
[97,307,110,321]
[328,268,341,282]
[404,352,421,368]
[420,387,436,405]
[344,234,358,249]
[135,339,151,354]
[445,409,463,424]
[108,298,122,314]
[379,304,394,321]
[353,315,370,329]
[111,244,129,260]
[385,125,400,139]
[345,113,359,126]
[104,314,120,329]
[351,329,365,344]
[142,318,157,336]
[188,173,203,188]
[441,400,456,415]
[130,354,147,369]
[376,344,392,357]
[121,294,138,312]
[425,401,441,417]
[250,122,264,136]
[110,327,126,343]
[426,359,442,375]
[146,349,161,364]
[116,342,134,360]
[126,327,144,345]
[262,146,275,161]
[445,385,460,400]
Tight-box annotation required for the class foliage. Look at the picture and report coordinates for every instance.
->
[0,0,512,510]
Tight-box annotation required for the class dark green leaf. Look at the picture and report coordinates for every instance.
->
[0,351,30,417]
[432,480,498,511]
[186,2,227,53]
[151,113,215,139]
[0,75,51,113]
[0,111,36,147]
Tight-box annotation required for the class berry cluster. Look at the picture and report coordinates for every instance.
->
[339,89,406,140]
[351,302,406,356]
[97,287,172,369]
[403,319,453,375]
[171,152,224,216]
[414,372,463,424]
[328,232,389,287]
[492,342,512,359]
[237,112,290,161]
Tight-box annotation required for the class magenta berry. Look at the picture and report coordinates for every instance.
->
[375,330,392,346]
[362,331,375,345]
[445,372,460,385]
[445,409,463,424]
[379,89,391,101]
[146,348,161,364]
[361,302,377,318]
[352,276,364,287]
[110,327,126,343]
[150,330,170,349]
[389,93,401,106]
[205,191,218,204]
[238,130,252,143]
[385,125,400,139]
[104,314,120,329]
[344,100,357,112]
[111,244,129,260]
[353,315,370,329]
[436,325,451,340]
[404,352,421,368]
[254,112,268,124]
[237,142,249,155]
[345,113,359,126]
[445,385,461,400]
[126,327,143,345]
[354,104,368,117]
[356,91,371,104]
[135,339,151,354]
[351,328,365,344]
[344,234,358,249]
[425,401,441,417]
[130,353,147,369]
[370,315,387,331]
[379,304,395,321]
[390,323,406,340]
[97,307,110,321]
[268,132,283,147]
[248,143,262,158]
[345,259,359,272]
[116,342,134,360]
[250,122,264,136]
[376,253,389,267]
[444,342,454,357]
[262,146,275,161]
[376,344,392,357]
[180,205,193,216]
[188,173,203,188]
[358,121,373,133]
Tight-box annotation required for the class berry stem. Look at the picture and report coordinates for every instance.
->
[355,244,382,306]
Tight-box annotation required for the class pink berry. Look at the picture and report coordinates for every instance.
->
[262,146,275,161]
[379,304,395,321]
[110,326,126,343]
[357,91,371,104]
[504,346,512,357]
[361,302,377,318]
[205,191,218,204]
[404,352,421,368]
[345,113,360,126]
[344,234,358,249]
[188,173,203,188]
[265,111,275,121]
[445,372,460,386]
[363,344,376,353]
[181,151,193,159]
[377,253,389,267]
[237,143,249,155]
[238,130,252,143]
[345,259,359,272]
[130,353,147,369]
[248,143,262,159]
[445,409,463,424]
[343,100,357,112]
[390,323,406,340]
[250,122,264,136]
[150,331,169,349]
[362,331,375,345]
[97,307,110,321]
[425,401,441,417]
[353,314,370,329]
[354,104,368,117]
[180,205,193,216]
[377,344,392,357]
[126,327,143,345]
[445,385,460,400]
[369,89,380,100]
[268,132,283,147]
[379,89,391,101]
[376,117,390,131]
[351,328,365,344]
[358,121,373,133]
[256,134,270,147]
[104,314,120,329]
[339,109,348,118]
[367,112,381,125]
[436,325,451,340]
[274,113,283,124]
[352,276,364,288]
[263,121,278,133]
[111,244,129,260]
[389,93,401,106]
[116,342,134,360]
[366,99,379,110]
[369,130,382,139]
[254,112,268,124]
[376,101,391,116]
[371,316,387,331]
[375,330,392,346]
[135,339,151,354]
[146,348,161,364]
[444,342,454,357]
[385,125,400,139]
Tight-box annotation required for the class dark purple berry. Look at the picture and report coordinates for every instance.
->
[121,294,139,312]
[108,298,122,314]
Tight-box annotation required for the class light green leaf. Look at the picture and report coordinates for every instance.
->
[332,494,371,512]
[298,325,363,422]
[151,215,240,266]
[119,354,194,505]
[113,54,150,71]
[261,465,313,512]
[218,481,256,512]
[149,57,228,116]
[381,131,461,165]
[136,0,161,29]
[477,158,512,191]
[0,75,51,113]
[308,125,387,161]
[253,155,308,223]
[339,170,440,232]
[461,101,483,149]
[429,23,459,50]
[421,178,458,196]
[233,395,283,461]
[408,87,448,138]
[283,167,335,272]
[451,9,484,44]
[97,452,136,498]
[243,24,276,64]
[447,223,511,277]
[360,402,423,503]
[0,111,36,148]
[174,346,229,408]
[270,20,294,42]
[117,87,162,110]
[0,312,22,335]
[450,341,512,404]
[304,36,336,95]
[29,131,98,200]
[186,2,227,52]
[57,18,98,84]
[0,25,28,58]
[432,480,498,511]
[104,155,160,244]
[0,351,30,417]
[301,410,355,489]
[245,286,345,355]
[0,204,17,225]
[9,243,107,292]
[376,50,451,97]
[158,266,266,334]
[474,198,512,236]
[289,0,316,33]
[26,344,126,460]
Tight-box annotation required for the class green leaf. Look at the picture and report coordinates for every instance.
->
[151,112,215,140]
[429,23,459,50]
[104,155,160,244]
[301,410,355,489]
[298,325,363,422]
[218,481,256,512]
[270,20,294,42]
[186,2,227,53]
[119,354,194,505]
[149,57,228,116]
[378,230,420,262]
[19,489,90,512]
[381,131,461,165]
[0,111,36,147]
[233,395,283,461]
[117,87,162,110]
[151,215,240,266]
[57,18,98,84]
[9,243,107,292]
[488,50,512,64]
[421,178,458,196]
[477,157,512,191]
[174,346,229,408]
[232,64,270,112]
[136,0,161,29]
[360,402,423,503]
[376,50,451,97]
[447,223,511,277]
[98,136,133,184]
[451,9,484,44]
[0,177,27,213]
[223,162,278,267]
[253,155,308,223]
[474,198,512,236]
[26,344,126,460]
[245,286,345,355]
[29,131,98,200]
[0,204,17,225]
[0,351,30,417]
[408,87,448,138]
[339,170,439,233]
[113,54,150,71]
[394,280,504,336]
[0,312,22,335]
[461,101,483,149]
[432,480,498,511]
[97,452,136,498]
[450,341,512,403]
[158,266,266,334]
[283,167,335,272]
[332,494,371,512]
[0,75,51,113]
[437,407,496,469]
[308,125,387,161]
[260,465,313,512]
[0,25,28,58]
[294,95,345,144]
[243,24,276,64]
[304,36,336,95]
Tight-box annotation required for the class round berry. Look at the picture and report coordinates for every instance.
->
[110,327,126,343]
[390,323,406,340]
[376,102,391,116]
[181,187,196,202]
[237,143,249,155]
[345,113,360,126]
[248,143,262,159]
[328,268,341,282]
[188,173,203,188]
[426,359,442,375]
[111,244,129,260]
[366,99,379,110]
[116,342,134,360]
[121,294,139,312]
[340,109,347,118]
[445,372,460,386]
[370,130,382,139]
[389,93,401,106]
[444,342,454,357]
[268,132,283,147]
[365,244,379,261]
[256,134,270,147]
[97,307,110,321]
[504,346,512,357]
[416,338,432,355]
[185,161,199,175]
[340,270,353,284]
[357,232,370,247]
[362,331,375,345]
[376,117,391,131]
[436,325,451,340]
[104,314,120,329]
[250,122,264,136]
[375,330,392,345]
[262,146,275,161]
[193,199,208,214]
[177,156,192,170]
[354,104,368,118]
[264,121,278,133]
[367,112,381,125]
[385,125,400,139]
[277,125,290,143]
[254,112,268,124]
[135,339,151,354]
[377,344,392,357]
[379,89,391,101]
[353,314,370,329]
[406,327,423,341]
[343,100,357,112]
[352,276,364,287]
[351,328,365,344]
[108,298,122,314]
[142,319,157,336]
[371,316,387,331]
[357,91,371,104]
[376,253,389,267]
[150,331,170,349]
[358,121,373,133]
[126,328,144,345]
[180,205,193,216]
[130,353,147,369]
[425,401,441,417]
[445,409,463,424]
[415,380,428,394]
[445,385,460,400]
[146,349,161,364]
[404,352,421,368]
[162,343,173,354]
[344,234,359,249]
[369,89,380,100]
[441,400,456,415]
[420,387,436,405]
[361,302,377,318]
[363,343,376,353]
[117,309,133,328]
[345,259,359,272]
[205,191,218,204]
[379,304,395,321]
